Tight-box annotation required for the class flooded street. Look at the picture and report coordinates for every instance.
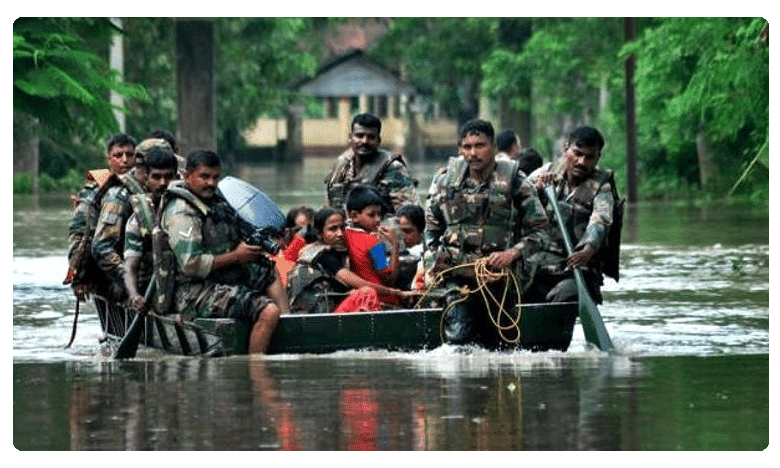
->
[12,159,769,450]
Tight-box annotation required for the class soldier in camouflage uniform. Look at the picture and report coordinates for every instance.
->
[324,113,420,217]
[65,134,138,300]
[424,119,548,347]
[159,151,287,354]
[525,126,621,305]
[122,143,178,313]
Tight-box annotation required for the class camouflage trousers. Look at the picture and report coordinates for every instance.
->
[173,257,277,324]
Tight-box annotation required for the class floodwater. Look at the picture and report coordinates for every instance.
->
[12,158,769,451]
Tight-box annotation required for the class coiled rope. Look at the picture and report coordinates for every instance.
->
[415,258,523,345]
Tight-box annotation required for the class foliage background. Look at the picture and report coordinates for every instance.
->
[13,17,769,203]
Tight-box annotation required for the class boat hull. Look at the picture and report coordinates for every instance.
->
[93,297,579,356]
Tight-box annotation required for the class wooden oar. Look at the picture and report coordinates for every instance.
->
[113,278,156,359]
[544,185,614,352]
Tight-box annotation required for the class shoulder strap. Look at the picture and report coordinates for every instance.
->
[370,150,406,186]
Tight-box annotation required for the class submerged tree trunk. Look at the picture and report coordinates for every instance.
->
[696,124,717,189]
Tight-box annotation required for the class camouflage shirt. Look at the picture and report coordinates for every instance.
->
[324,147,420,215]
[160,182,275,316]
[527,162,615,277]
[91,173,145,283]
[424,157,548,278]
[123,193,156,288]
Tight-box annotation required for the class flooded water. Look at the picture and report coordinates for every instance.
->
[12,158,770,451]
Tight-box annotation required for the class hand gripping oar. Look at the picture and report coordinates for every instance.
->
[544,185,614,352]
[113,278,156,359]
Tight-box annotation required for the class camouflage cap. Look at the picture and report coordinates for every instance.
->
[135,138,173,164]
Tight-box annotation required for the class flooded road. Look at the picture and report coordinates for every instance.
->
[12,159,769,450]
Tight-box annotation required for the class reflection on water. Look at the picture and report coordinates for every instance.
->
[13,353,768,450]
[12,160,769,451]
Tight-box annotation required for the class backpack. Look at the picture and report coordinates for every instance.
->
[63,172,121,296]
[599,171,624,282]
[151,184,211,315]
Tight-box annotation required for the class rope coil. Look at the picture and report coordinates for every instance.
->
[416,258,523,345]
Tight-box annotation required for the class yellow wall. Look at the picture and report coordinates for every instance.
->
[244,117,457,149]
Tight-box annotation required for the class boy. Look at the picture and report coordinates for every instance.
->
[343,185,402,306]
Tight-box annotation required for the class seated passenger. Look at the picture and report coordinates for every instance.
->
[343,186,403,306]
[286,207,416,314]
[394,204,425,290]
[282,205,316,262]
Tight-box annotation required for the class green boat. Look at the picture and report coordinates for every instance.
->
[93,296,579,356]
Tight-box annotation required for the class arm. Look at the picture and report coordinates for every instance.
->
[568,183,613,269]
[489,173,549,270]
[377,226,400,287]
[335,268,416,301]
[91,188,129,280]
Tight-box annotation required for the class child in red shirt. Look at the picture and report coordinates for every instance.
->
[343,186,414,307]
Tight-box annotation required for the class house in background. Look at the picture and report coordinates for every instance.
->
[243,50,457,161]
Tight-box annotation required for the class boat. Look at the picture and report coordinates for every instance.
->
[93,295,580,357]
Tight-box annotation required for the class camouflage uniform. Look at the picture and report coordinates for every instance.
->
[90,173,145,299]
[159,181,276,322]
[524,161,617,304]
[286,243,350,314]
[325,147,420,215]
[123,193,156,293]
[424,156,548,280]
[423,156,548,347]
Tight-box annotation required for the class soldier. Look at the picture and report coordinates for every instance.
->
[65,133,137,300]
[158,151,287,354]
[525,126,622,305]
[90,134,148,301]
[122,144,178,313]
[424,119,548,348]
[324,113,420,217]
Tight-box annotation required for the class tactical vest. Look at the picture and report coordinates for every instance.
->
[547,168,624,281]
[152,184,246,314]
[63,172,122,295]
[128,193,156,282]
[325,148,405,213]
[286,243,347,314]
[438,157,519,254]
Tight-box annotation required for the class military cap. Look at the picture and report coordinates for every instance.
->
[135,138,173,164]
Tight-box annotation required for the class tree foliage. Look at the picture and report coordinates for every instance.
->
[13,18,148,141]
[623,17,768,194]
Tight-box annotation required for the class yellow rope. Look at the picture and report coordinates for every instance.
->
[415,258,523,345]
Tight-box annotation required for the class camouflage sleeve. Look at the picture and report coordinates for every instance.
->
[124,213,143,259]
[383,159,421,210]
[510,172,549,258]
[91,187,130,278]
[576,182,613,252]
[423,170,446,250]
[67,184,98,261]
[162,201,213,279]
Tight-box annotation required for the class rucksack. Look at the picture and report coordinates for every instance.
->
[63,172,121,297]
[599,171,624,282]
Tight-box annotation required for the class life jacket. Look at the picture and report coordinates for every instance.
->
[286,243,347,314]
[437,156,519,254]
[325,148,406,214]
[151,183,211,314]
[63,171,122,295]
[544,167,624,281]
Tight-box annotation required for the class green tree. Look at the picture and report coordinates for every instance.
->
[623,17,769,195]
[14,18,149,179]
[121,18,319,157]
[372,18,498,122]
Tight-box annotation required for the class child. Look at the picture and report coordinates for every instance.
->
[343,186,406,306]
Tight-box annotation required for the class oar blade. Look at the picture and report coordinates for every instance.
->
[113,314,144,359]
[575,271,614,352]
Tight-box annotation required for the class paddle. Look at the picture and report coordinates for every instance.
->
[113,277,156,359]
[544,185,614,352]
